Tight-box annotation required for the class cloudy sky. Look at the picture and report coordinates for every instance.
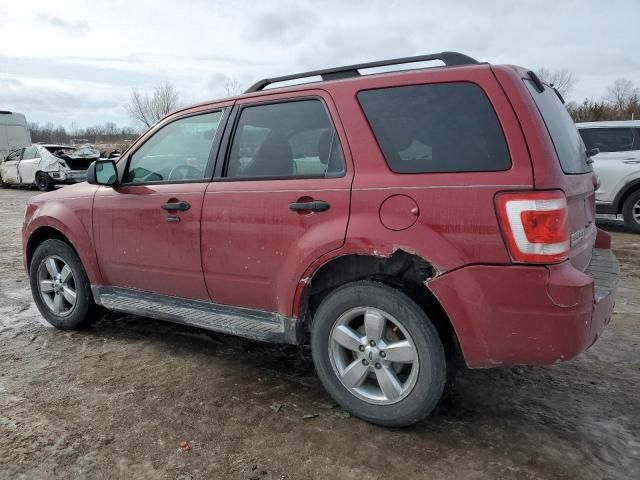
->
[1,0,638,129]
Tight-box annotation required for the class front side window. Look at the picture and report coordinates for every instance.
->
[225,99,345,179]
[5,149,22,162]
[357,82,511,173]
[125,111,222,183]
[579,128,637,153]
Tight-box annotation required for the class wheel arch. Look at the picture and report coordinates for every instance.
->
[615,178,640,214]
[24,208,102,286]
[26,226,77,270]
[297,250,459,359]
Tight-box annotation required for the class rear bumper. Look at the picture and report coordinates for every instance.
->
[51,170,87,184]
[429,229,619,368]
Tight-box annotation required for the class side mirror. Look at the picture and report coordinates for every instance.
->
[87,160,119,186]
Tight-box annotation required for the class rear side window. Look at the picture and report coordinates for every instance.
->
[225,99,345,179]
[579,128,638,153]
[524,80,591,174]
[22,146,37,160]
[357,83,511,173]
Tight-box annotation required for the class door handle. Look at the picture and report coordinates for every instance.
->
[623,160,640,164]
[161,201,191,211]
[288,200,330,212]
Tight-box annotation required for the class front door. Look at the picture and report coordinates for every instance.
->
[0,148,23,184]
[201,94,353,315]
[93,108,227,300]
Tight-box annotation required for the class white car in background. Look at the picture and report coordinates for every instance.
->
[0,143,99,191]
[577,121,640,233]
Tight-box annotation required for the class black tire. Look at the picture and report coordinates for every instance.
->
[622,189,640,234]
[29,239,96,330]
[35,172,53,192]
[311,281,447,427]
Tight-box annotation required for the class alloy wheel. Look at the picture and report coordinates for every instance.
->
[329,307,419,405]
[37,255,77,316]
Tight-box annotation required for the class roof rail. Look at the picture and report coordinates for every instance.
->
[244,51,478,93]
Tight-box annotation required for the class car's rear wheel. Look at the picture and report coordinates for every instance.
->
[29,239,95,330]
[311,281,446,427]
[35,172,53,192]
[622,190,640,234]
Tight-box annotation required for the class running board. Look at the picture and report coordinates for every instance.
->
[92,286,300,344]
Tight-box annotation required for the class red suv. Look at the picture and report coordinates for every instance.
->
[22,52,619,427]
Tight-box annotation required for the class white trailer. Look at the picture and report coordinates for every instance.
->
[0,111,32,161]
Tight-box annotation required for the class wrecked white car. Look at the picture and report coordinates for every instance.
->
[0,143,100,191]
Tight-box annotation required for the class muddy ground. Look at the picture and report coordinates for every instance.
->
[0,187,638,480]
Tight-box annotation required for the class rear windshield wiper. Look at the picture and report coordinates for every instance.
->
[527,70,545,93]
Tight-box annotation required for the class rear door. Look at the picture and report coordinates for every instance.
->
[201,91,352,315]
[17,146,40,184]
[579,127,640,203]
[523,81,595,271]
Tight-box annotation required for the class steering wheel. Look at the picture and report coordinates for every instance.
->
[168,164,202,181]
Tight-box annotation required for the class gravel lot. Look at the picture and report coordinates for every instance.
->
[1,188,638,480]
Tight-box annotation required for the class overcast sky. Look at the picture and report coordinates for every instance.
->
[1,0,638,128]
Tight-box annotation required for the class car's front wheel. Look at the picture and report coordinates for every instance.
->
[622,189,640,234]
[35,172,54,192]
[311,281,446,427]
[29,239,95,330]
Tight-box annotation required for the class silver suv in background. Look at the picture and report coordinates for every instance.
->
[577,121,640,232]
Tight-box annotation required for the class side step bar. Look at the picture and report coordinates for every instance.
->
[92,286,301,344]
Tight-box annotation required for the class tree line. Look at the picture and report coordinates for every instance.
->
[566,78,640,122]
[29,121,140,145]
[536,69,639,122]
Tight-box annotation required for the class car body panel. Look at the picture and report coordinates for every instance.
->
[429,240,617,367]
[0,148,22,183]
[90,101,233,301]
[325,65,532,275]
[492,66,596,272]
[201,89,353,314]
[22,182,103,285]
[93,183,211,300]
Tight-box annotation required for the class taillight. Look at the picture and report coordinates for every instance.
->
[495,191,570,264]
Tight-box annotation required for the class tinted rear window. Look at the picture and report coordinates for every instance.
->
[357,83,511,173]
[524,80,591,174]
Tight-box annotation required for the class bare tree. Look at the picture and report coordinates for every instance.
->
[606,78,639,112]
[224,77,243,96]
[535,68,577,98]
[126,82,181,129]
